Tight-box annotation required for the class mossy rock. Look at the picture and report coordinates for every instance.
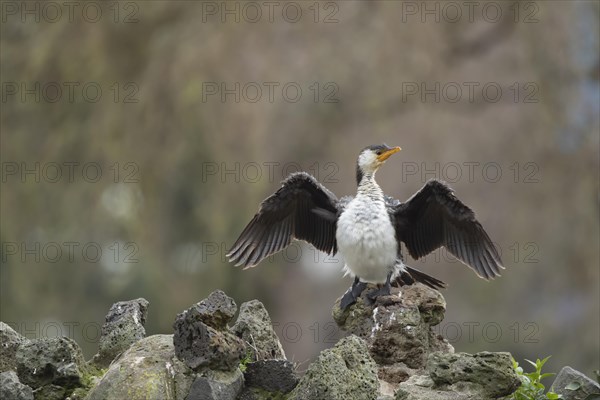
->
[86,335,194,400]
[289,335,379,400]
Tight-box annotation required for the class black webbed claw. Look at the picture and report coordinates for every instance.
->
[340,276,367,310]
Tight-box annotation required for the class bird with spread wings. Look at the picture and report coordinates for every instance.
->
[227,145,503,310]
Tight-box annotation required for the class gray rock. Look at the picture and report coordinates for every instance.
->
[378,379,397,400]
[1,322,27,374]
[289,335,379,400]
[551,366,600,400]
[378,364,418,386]
[395,375,486,400]
[173,297,246,372]
[232,300,286,361]
[92,298,149,368]
[332,284,522,400]
[16,337,86,390]
[190,290,238,330]
[0,371,34,400]
[427,351,520,398]
[32,384,65,400]
[87,334,195,400]
[243,359,299,394]
[333,284,453,371]
[186,369,243,400]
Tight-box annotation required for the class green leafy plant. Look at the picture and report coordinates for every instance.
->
[239,349,254,373]
[510,356,562,400]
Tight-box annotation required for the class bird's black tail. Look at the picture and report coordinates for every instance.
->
[394,266,447,290]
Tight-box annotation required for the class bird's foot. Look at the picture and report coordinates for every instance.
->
[365,271,394,304]
[340,281,367,310]
[366,283,392,303]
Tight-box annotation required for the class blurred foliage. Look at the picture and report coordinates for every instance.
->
[1,0,598,375]
[510,356,561,400]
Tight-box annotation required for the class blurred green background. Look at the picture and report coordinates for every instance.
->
[1,1,598,376]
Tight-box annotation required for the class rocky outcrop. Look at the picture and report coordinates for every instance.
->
[333,284,522,399]
[5,286,585,400]
[187,369,244,400]
[395,374,483,400]
[91,298,149,368]
[0,370,34,400]
[183,290,238,330]
[86,334,193,400]
[551,366,600,400]
[242,360,299,395]
[16,336,87,397]
[0,322,27,374]
[289,335,379,400]
[414,351,520,399]
[333,284,454,388]
[173,291,246,371]
[86,290,297,400]
[232,300,286,361]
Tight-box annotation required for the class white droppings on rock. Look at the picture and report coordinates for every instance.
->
[165,361,175,378]
[370,307,381,338]
[389,312,396,323]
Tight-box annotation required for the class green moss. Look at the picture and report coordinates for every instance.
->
[69,364,107,399]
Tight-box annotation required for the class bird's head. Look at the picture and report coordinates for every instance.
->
[356,144,401,184]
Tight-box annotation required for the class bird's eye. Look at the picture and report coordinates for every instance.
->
[376,150,382,155]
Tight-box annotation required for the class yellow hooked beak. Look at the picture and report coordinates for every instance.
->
[376,146,401,162]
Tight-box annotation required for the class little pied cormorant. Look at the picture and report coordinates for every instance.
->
[227,145,503,310]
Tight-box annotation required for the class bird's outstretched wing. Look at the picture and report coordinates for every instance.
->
[391,180,503,279]
[227,172,340,269]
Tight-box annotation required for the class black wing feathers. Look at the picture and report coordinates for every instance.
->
[393,179,503,280]
[227,172,339,269]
